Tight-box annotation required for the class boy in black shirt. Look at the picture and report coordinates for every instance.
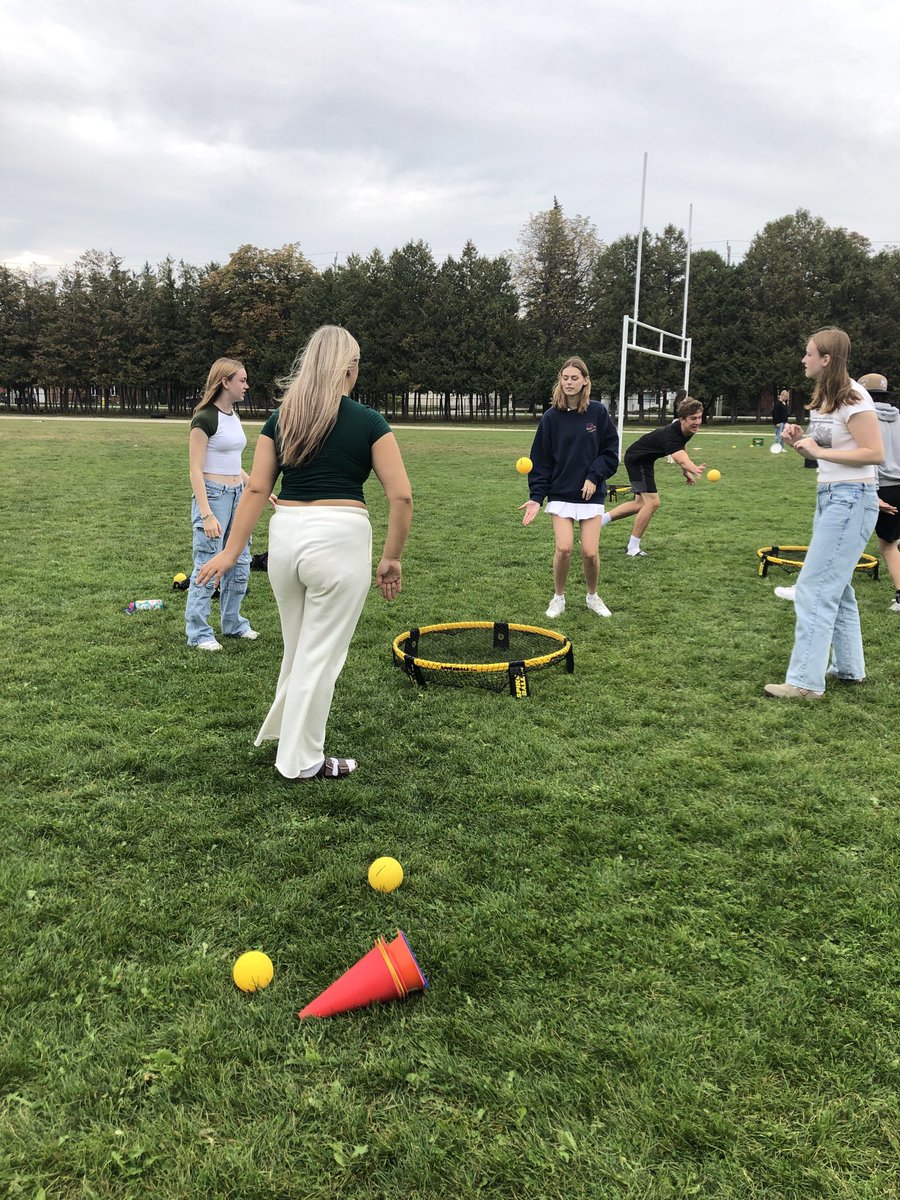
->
[601,396,705,555]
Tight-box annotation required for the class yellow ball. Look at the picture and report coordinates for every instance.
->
[707,469,721,482]
[368,856,404,893]
[173,572,187,584]
[232,951,274,993]
[515,457,533,475]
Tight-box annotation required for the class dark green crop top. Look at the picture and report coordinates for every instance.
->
[260,397,392,503]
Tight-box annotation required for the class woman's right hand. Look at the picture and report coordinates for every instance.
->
[201,514,222,539]
[376,558,402,600]
[197,550,235,587]
[782,423,804,447]
[519,500,541,526]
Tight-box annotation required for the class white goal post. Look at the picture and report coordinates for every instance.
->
[616,153,693,456]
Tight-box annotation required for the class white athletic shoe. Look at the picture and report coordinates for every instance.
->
[236,628,259,639]
[194,638,223,651]
[586,594,612,617]
[890,598,900,613]
[545,596,566,619]
[625,548,648,558]
[774,586,797,602]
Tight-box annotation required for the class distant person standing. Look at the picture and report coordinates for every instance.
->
[765,328,883,699]
[185,358,261,650]
[520,356,619,618]
[858,373,900,612]
[772,389,790,447]
[601,396,705,556]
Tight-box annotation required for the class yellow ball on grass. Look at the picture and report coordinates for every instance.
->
[368,856,404,893]
[707,469,721,482]
[515,457,533,475]
[232,951,274,993]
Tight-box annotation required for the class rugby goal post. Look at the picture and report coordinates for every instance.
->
[616,153,693,456]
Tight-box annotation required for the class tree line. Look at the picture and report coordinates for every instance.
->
[1,205,897,421]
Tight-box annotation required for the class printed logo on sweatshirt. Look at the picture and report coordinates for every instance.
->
[585,423,597,433]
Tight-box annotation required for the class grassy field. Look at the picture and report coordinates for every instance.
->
[1,417,897,1200]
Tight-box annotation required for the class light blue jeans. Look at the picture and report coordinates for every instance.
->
[786,483,878,691]
[774,421,786,446]
[185,482,252,645]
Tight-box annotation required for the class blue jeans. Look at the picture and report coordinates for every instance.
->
[774,422,786,446]
[786,483,878,691]
[185,482,252,644]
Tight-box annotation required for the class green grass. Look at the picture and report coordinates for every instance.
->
[0,418,897,1199]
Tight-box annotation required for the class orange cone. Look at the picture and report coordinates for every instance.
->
[298,930,428,1019]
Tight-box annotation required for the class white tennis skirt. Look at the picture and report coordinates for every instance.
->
[545,500,605,521]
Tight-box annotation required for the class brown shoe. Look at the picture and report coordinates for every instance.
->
[764,683,824,700]
[313,756,358,779]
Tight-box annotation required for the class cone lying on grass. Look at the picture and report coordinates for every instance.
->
[298,930,427,1019]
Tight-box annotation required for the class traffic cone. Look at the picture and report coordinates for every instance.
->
[298,931,428,1019]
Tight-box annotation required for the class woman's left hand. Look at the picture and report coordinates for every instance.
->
[793,436,818,458]
[197,551,235,587]
[267,493,277,510]
[581,479,596,500]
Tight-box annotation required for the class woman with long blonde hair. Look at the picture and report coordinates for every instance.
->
[185,357,258,649]
[198,326,412,779]
[766,327,883,698]
[519,356,619,618]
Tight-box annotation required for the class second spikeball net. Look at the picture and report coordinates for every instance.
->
[392,621,574,698]
[756,545,879,580]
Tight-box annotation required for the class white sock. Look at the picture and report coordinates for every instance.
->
[628,536,641,553]
[601,512,612,527]
[586,591,598,599]
[552,593,564,602]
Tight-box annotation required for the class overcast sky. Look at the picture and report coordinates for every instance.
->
[2,0,899,274]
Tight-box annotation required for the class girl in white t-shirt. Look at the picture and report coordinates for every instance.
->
[765,328,884,699]
[185,358,257,650]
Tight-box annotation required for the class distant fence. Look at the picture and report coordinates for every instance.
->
[0,386,779,424]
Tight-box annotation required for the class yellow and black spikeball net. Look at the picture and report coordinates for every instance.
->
[756,546,879,580]
[392,621,574,699]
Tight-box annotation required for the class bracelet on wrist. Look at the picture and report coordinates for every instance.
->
[201,512,213,520]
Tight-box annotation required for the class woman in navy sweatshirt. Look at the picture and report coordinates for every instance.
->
[520,357,620,618]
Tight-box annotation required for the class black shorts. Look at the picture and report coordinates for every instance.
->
[876,484,900,542]
[624,454,658,495]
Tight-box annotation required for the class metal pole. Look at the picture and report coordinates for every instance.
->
[633,152,647,324]
[618,314,630,459]
[681,203,692,342]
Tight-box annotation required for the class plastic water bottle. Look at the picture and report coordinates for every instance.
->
[125,599,166,614]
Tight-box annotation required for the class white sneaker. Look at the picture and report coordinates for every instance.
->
[545,596,565,619]
[236,629,259,640]
[194,638,222,651]
[626,548,647,558]
[586,594,612,617]
[774,586,797,602]
[890,598,900,613]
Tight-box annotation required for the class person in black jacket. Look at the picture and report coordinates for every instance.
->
[519,357,619,618]
[601,396,705,556]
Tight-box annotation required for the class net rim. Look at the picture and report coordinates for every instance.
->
[392,621,572,674]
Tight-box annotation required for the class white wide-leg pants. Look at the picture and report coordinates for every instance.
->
[256,506,372,778]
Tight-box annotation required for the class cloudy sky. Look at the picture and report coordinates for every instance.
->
[2,0,898,273]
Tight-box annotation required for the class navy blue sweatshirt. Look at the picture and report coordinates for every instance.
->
[528,400,620,505]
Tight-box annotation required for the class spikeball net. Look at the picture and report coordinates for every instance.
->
[756,545,879,580]
[392,621,574,698]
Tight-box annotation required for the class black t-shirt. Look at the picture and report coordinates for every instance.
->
[772,399,789,424]
[624,420,692,464]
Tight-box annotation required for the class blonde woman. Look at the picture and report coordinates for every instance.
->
[198,326,412,779]
[186,358,257,649]
[519,356,619,618]
[765,328,883,699]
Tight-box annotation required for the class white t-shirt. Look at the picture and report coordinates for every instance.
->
[204,410,247,475]
[808,380,877,484]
